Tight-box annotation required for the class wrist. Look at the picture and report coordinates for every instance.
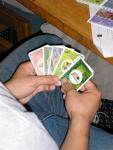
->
[62,117,90,150]
[71,113,92,125]
[70,117,90,137]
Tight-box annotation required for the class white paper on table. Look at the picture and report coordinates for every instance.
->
[89,5,113,58]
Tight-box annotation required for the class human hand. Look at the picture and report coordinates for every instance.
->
[61,79,101,123]
[4,62,59,104]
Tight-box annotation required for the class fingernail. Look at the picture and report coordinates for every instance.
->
[63,94,66,99]
[50,85,55,90]
[56,81,61,86]
[53,76,59,81]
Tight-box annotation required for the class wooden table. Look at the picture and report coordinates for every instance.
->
[17,0,113,64]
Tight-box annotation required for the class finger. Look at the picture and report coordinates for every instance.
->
[37,85,48,92]
[79,85,85,92]
[61,87,65,93]
[84,80,98,91]
[84,80,101,99]
[23,61,36,75]
[55,81,61,86]
[28,62,36,75]
[19,94,33,104]
[33,85,49,94]
[63,94,66,99]
[61,78,74,93]
[48,85,56,91]
[14,61,36,78]
[33,75,59,87]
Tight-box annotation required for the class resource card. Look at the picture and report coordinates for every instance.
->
[28,47,44,75]
[89,8,113,28]
[28,45,94,90]
[60,57,94,91]
[48,45,64,74]
[43,45,52,75]
[53,47,85,77]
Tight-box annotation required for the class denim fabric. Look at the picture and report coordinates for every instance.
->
[89,126,113,150]
[28,87,68,120]
[27,86,68,147]
[0,34,113,149]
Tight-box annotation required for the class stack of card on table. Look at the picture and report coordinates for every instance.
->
[77,0,113,29]
[89,2,113,29]
[28,45,94,91]
[77,0,107,6]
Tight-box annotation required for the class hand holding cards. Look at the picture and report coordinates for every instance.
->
[28,45,94,91]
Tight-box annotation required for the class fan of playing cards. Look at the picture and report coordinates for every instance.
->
[28,45,94,91]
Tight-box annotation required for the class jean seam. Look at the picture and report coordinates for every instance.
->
[41,113,57,121]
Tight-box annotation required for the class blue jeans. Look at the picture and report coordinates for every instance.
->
[0,34,113,149]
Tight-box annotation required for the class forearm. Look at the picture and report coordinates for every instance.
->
[61,118,90,150]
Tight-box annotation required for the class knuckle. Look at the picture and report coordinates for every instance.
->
[47,76,55,83]
[94,89,101,103]
[67,89,76,96]
[20,62,29,69]
[94,86,101,98]
[97,89,101,98]
[19,63,26,70]
[45,76,52,82]
[38,76,54,85]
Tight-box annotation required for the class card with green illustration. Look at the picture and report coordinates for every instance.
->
[60,57,94,91]
[53,47,85,77]
[43,45,52,75]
